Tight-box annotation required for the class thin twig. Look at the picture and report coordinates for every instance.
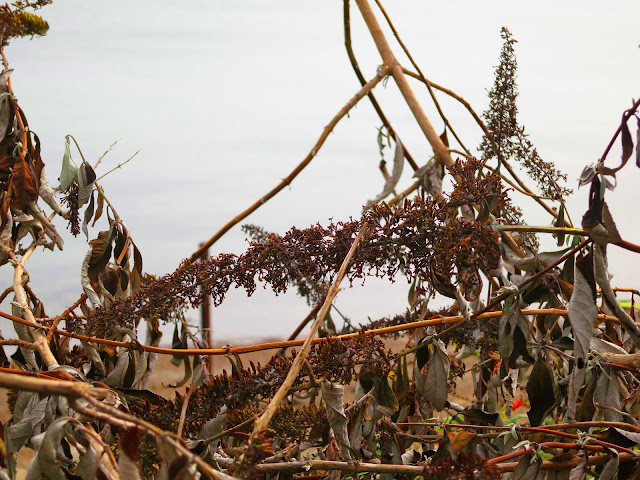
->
[233,223,371,476]
[176,366,205,438]
[93,138,120,170]
[355,0,452,170]
[0,305,620,357]
[343,0,419,171]
[95,149,140,182]
[189,69,389,262]
[373,0,470,155]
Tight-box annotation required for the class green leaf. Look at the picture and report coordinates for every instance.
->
[57,137,78,192]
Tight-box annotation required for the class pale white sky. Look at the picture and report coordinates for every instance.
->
[1,1,639,343]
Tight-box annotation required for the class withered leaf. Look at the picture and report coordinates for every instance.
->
[526,354,555,426]
[11,154,38,210]
[87,228,115,285]
[620,113,633,169]
[117,428,142,480]
[92,189,105,227]
[567,251,597,421]
[423,339,450,411]
[77,161,96,207]
[447,431,476,454]
[593,367,622,422]
[512,452,541,480]
[636,117,640,168]
[321,380,352,461]
[81,191,95,239]
[568,450,588,480]
[599,453,619,480]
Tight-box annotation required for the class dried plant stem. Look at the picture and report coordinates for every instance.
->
[4,247,57,366]
[372,0,470,155]
[46,292,87,342]
[255,460,422,475]
[401,67,568,224]
[494,225,586,236]
[342,0,419,171]
[493,452,636,474]
[0,371,237,480]
[0,306,619,357]
[189,70,388,262]
[355,0,452,170]
[234,223,370,476]
[176,366,205,438]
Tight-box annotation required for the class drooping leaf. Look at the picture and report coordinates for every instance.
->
[37,417,75,480]
[568,450,588,480]
[11,155,39,210]
[92,189,105,227]
[461,408,501,426]
[421,339,450,411]
[57,137,77,192]
[593,367,622,422]
[567,251,597,421]
[81,191,95,239]
[599,452,619,480]
[77,162,96,207]
[526,354,556,426]
[117,428,142,480]
[636,117,640,168]
[512,451,541,480]
[366,134,404,206]
[87,226,115,286]
[447,431,476,454]
[619,114,633,170]
[321,380,352,461]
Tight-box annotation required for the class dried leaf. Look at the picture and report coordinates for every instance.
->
[567,252,597,421]
[594,367,622,422]
[81,191,95,239]
[620,114,633,169]
[104,351,130,387]
[636,117,640,168]
[366,134,404,206]
[526,354,556,426]
[568,450,588,480]
[77,162,96,207]
[92,189,105,227]
[599,452,619,480]
[117,428,142,480]
[512,451,541,480]
[416,339,450,411]
[321,380,352,461]
[36,417,75,480]
[11,155,39,210]
[447,431,476,453]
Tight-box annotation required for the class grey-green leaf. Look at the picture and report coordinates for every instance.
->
[321,380,352,461]
[423,339,450,411]
[58,137,78,192]
[594,367,622,422]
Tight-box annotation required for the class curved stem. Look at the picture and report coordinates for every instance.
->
[189,69,388,262]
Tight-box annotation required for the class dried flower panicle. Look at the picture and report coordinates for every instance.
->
[479,27,570,202]
[72,157,504,338]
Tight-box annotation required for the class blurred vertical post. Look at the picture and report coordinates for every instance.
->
[199,244,213,373]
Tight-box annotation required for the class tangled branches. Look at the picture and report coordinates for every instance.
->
[73,158,504,338]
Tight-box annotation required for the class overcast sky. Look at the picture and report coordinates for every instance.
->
[1,1,639,343]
